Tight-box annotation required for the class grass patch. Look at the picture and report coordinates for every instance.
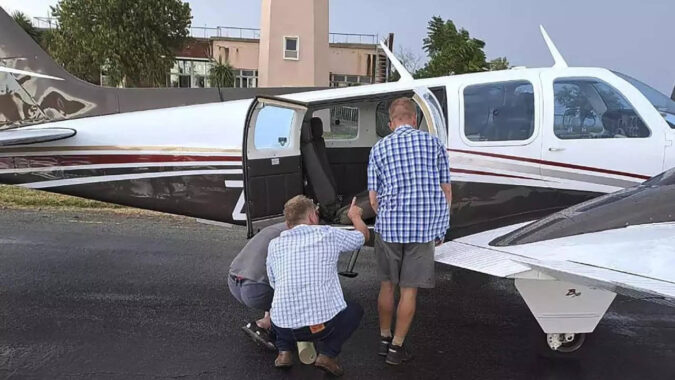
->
[0,185,125,209]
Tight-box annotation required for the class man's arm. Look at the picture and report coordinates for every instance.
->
[368,190,378,215]
[441,183,452,205]
[347,197,370,243]
[367,147,379,215]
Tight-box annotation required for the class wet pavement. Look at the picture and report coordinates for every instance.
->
[1,208,674,379]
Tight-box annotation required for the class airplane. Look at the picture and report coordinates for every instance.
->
[1,7,675,352]
[436,167,674,353]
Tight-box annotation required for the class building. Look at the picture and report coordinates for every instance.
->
[32,0,392,89]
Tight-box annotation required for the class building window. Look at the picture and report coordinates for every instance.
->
[169,58,213,88]
[553,78,650,139]
[284,36,299,60]
[234,69,258,88]
[330,73,373,87]
[463,80,535,142]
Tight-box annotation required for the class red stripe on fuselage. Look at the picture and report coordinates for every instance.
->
[1,154,242,169]
[451,168,540,181]
[448,149,650,180]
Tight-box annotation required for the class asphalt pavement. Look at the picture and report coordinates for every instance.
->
[1,208,674,379]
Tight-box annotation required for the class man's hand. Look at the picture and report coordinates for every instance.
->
[347,197,370,242]
[347,197,363,221]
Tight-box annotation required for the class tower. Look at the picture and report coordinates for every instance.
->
[258,0,330,87]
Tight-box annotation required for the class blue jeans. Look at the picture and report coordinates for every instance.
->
[272,301,364,358]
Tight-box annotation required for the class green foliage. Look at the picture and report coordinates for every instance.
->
[209,59,235,88]
[415,16,508,78]
[48,0,192,87]
[488,57,510,71]
[416,16,487,78]
[11,11,41,42]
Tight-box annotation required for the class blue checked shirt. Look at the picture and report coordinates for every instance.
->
[368,125,451,243]
[266,225,364,329]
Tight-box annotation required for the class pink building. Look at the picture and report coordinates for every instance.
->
[170,0,392,88]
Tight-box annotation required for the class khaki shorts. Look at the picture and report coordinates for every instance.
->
[374,233,435,288]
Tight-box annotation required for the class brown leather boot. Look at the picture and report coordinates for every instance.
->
[314,354,344,377]
[274,351,294,368]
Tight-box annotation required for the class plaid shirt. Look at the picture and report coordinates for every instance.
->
[266,225,364,329]
[368,125,451,243]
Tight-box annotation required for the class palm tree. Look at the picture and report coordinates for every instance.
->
[12,11,41,42]
[209,58,235,88]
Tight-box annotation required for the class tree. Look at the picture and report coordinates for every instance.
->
[48,0,192,87]
[209,59,235,88]
[488,57,510,71]
[415,16,506,78]
[12,11,41,42]
[388,46,424,81]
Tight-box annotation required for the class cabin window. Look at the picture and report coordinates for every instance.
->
[284,37,299,60]
[253,105,295,150]
[463,81,535,142]
[312,106,359,140]
[553,79,650,139]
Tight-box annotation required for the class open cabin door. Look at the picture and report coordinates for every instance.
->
[413,87,448,145]
[243,97,308,237]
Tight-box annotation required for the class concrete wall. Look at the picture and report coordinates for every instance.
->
[329,44,376,76]
[212,38,260,70]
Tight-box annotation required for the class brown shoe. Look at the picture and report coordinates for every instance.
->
[274,351,294,368]
[314,354,344,377]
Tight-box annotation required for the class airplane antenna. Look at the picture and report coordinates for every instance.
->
[539,25,568,68]
[379,41,413,82]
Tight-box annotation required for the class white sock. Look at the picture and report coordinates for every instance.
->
[380,329,392,339]
[392,336,405,346]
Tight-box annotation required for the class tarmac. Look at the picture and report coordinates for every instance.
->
[1,208,674,379]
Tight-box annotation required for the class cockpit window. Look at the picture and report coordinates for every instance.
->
[553,78,650,139]
[613,71,675,129]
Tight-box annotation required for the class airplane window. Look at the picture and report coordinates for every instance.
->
[463,80,535,142]
[253,105,295,149]
[613,71,675,129]
[553,79,650,139]
[312,106,359,140]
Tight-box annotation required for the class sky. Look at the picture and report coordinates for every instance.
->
[2,0,674,95]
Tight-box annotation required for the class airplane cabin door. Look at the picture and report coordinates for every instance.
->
[243,97,308,237]
[413,87,448,145]
[540,70,664,193]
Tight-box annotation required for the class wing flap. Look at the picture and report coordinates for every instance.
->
[0,127,76,146]
[435,240,531,277]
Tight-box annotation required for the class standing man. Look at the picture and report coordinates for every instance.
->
[368,97,452,365]
[267,195,369,377]
[228,222,287,350]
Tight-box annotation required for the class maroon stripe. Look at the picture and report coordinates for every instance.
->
[6,154,242,168]
[451,168,540,181]
[448,148,650,180]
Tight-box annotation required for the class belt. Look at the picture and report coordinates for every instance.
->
[230,274,247,284]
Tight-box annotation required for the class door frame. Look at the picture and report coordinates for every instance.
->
[243,96,308,236]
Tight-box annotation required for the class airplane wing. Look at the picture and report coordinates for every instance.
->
[0,127,76,146]
[435,222,675,306]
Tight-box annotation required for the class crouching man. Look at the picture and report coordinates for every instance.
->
[266,195,369,377]
[228,222,287,349]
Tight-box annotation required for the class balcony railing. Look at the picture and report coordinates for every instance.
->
[33,17,378,45]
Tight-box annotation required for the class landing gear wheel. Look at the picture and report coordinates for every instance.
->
[546,333,586,353]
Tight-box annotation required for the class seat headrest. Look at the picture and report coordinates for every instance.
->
[310,117,324,139]
[301,120,313,143]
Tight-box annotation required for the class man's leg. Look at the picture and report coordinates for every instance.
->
[378,281,395,336]
[240,281,276,350]
[319,301,364,357]
[392,287,417,346]
[271,323,295,368]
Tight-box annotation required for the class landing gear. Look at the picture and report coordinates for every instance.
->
[546,333,586,353]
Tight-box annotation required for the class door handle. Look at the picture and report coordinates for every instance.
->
[548,147,566,152]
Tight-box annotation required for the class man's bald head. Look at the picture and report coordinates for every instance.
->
[388,97,417,131]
